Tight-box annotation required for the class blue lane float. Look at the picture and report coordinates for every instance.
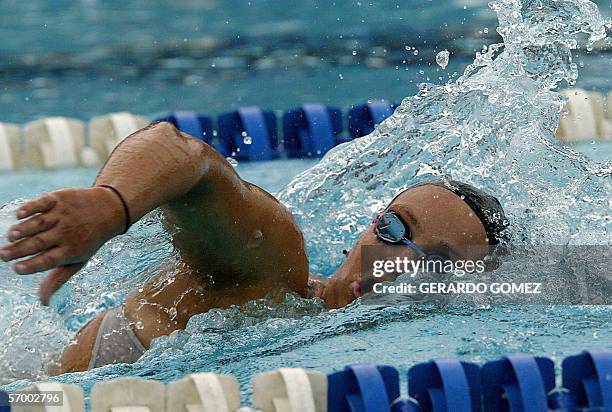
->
[481,354,555,412]
[408,359,481,412]
[283,103,344,158]
[560,350,612,411]
[0,391,8,412]
[155,111,214,144]
[348,100,398,139]
[327,364,400,412]
[217,107,278,160]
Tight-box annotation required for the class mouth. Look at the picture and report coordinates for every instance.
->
[350,281,363,300]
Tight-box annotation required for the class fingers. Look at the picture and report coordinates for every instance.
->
[5,214,59,242]
[39,263,84,306]
[0,232,60,262]
[15,195,57,220]
[11,247,65,275]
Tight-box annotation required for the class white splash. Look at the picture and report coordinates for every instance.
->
[436,50,450,69]
[277,0,611,274]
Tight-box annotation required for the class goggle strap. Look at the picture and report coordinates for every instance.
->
[401,238,425,257]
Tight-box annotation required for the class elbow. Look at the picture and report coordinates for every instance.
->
[151,120,181,138]
[152,120,202,145]
[148,119,222,184]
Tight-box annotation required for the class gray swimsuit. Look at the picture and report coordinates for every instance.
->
[88,307,147,370]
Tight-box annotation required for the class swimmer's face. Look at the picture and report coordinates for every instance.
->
[323,185,489,308]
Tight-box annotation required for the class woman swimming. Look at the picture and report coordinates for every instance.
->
[0,121,507,373]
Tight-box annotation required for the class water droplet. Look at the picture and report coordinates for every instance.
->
[352,50,357,56]
[436,50,450,69]
[483,27,489,34]
[413,50,419,56]
[243,135,252,145]
[226,157,238,167]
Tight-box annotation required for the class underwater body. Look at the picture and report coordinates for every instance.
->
[0,0,610,405]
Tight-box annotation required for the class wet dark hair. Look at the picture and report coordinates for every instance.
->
[391,178,509,245]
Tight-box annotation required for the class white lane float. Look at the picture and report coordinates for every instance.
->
[89,112,150,162]
[252,368,327,412]
[90,377,165,412]
[603,91,612,140]
[23,117,87,169]
[556,89,599,143]
[588,91,612,140]
[166,372,241,412]
[0,122,22,172]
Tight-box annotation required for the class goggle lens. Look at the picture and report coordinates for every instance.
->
[375,212,407,243]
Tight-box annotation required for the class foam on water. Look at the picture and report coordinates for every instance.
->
[0,0,611,399]
[278,0,611,274]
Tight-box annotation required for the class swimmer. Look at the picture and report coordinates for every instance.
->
[0,122,508,373]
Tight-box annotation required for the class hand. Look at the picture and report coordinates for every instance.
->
[0,187,126,305]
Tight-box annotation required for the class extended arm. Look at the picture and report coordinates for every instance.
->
[0,121,267,304]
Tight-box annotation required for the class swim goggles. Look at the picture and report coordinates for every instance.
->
[372,211,426,256]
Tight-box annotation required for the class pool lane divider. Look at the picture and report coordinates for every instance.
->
[0,350,610,411]
[22,117,86,170]
[252,368,326,412]
[167,372,240,412]
[408,359,479,412]
[560,350,612,410]
[348,101,398,140]
[90,378,164,412]
[218,107,278,161]
[481,355,554,412]
[282,104,344,158]
[89,112,150,162]
[1,88,610,173]
[0,123,20,172]
[327,365,399,411]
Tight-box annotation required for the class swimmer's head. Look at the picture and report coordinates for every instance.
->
[390,178,509,245]
[317,178,509,308]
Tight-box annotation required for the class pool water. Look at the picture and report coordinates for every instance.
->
[0,151,610,400]
[1,0,610,124]
[0,159,318,207]
[0,0,611,408]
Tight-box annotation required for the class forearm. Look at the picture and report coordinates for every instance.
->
[93,121,216,223]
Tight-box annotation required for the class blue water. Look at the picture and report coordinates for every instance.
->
[0,0,611,408]
[0,0,610,124]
